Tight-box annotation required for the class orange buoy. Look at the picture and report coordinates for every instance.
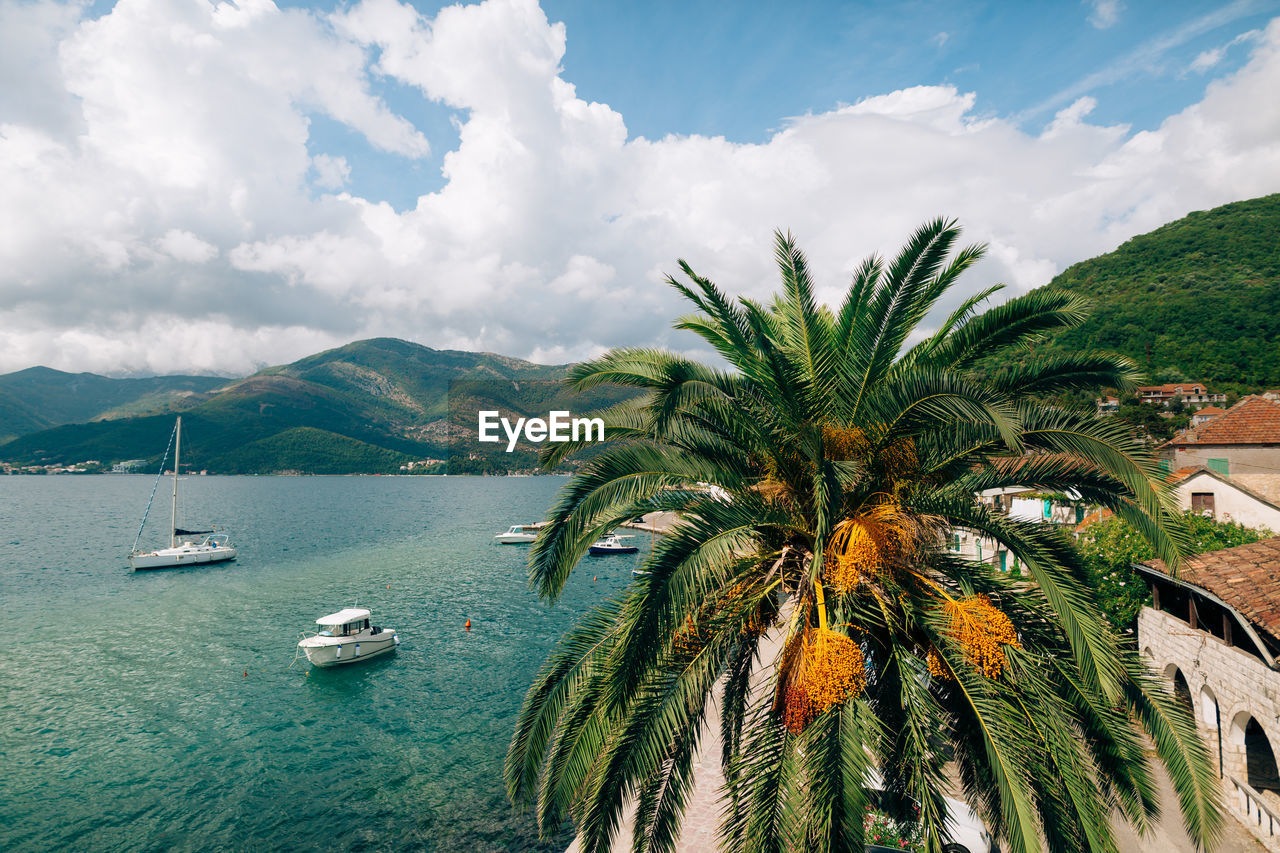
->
[387,584,390,589]
[465,618,471,631]
[243,670,247,677]
[593,576,597,582]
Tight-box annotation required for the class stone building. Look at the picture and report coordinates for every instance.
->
[1137,538,1280,849]
[1164,396,1280,502]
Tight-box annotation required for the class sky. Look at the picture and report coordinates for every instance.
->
[2,0,1280,376]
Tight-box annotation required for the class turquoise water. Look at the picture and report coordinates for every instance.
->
[0,475,647,852]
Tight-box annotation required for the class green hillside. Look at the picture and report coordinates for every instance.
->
[214,427,413,474]
[0,386,52,440]
[1039,193,1280,389]
[0,339,631,474]
[0,366,230,442]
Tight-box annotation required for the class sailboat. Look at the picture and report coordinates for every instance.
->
[128,416,237,570]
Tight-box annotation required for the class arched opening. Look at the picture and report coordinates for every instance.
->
[1246,718,1280,794]
[1168,667,1194,719]
[1199,686,1221,777]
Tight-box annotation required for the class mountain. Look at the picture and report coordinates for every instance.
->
[0,366,230,442]
[0,339,632,474]
[1037,193,1280,390]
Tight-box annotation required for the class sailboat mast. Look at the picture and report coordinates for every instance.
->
[171,416,181,548]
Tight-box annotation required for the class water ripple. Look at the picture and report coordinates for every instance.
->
[1,475,640,851]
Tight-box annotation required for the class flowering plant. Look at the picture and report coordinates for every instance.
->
[863,806,924,851]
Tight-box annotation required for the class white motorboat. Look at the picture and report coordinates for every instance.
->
[495,524,541,544]
[589,534,639,555]
[129,416,237,570]
[298,608,398,667]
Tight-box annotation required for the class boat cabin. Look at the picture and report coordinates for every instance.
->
[316,607,372,637]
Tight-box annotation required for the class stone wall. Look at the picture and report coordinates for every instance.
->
[1169,446,1280,502]
[1139,606,1280,849]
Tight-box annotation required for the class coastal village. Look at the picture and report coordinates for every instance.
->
[948,384,1280,850]
[598,384,1280,853]
[12,377,1280,848]
[4,0,1280,846]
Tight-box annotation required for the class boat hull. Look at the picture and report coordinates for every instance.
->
[494,534,537,544]
[589,545,639,555]
[299,631,398,667]
[130,545,238,570]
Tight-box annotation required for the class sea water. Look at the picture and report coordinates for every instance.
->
[0,475,648,851]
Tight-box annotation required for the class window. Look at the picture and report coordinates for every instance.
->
[950,533,960,552]
[1191,493,1216,517]
[1208,458,1229,476]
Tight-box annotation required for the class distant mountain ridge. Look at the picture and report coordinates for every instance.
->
[7,195,1278,472]
[0,366,230,442]
[0,338,627,474]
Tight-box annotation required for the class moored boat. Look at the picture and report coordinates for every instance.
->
[495,524,541,544]
[130,533,237,569]
[588,534,639,555]
[129,416,236,570]
[298,608,398,667]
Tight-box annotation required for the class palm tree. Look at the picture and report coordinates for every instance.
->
[506,221,1221,853]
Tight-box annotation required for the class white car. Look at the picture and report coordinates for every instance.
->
[938,794,998,853]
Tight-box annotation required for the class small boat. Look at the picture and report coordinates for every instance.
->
[589,534,639,555]
[495,524,541,544]
[298,608,398,667]
[129,416,236,570]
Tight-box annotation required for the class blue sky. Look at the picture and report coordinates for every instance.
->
[1,0,1279,375]
[298,0,1280,211]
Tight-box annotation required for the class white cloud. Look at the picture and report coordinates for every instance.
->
[1192,46,1227,73]
[1087,0,1123,30]
[156,229,218,263]
[311,153,351,189]
[1,0,1280,377]
[1189,28,1261,74]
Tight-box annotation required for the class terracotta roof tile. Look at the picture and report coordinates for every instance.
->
[1168,396,1280,446]
[1138,383,1210,394]
[1144,537,1280,636]
[1073,507,1113,532]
